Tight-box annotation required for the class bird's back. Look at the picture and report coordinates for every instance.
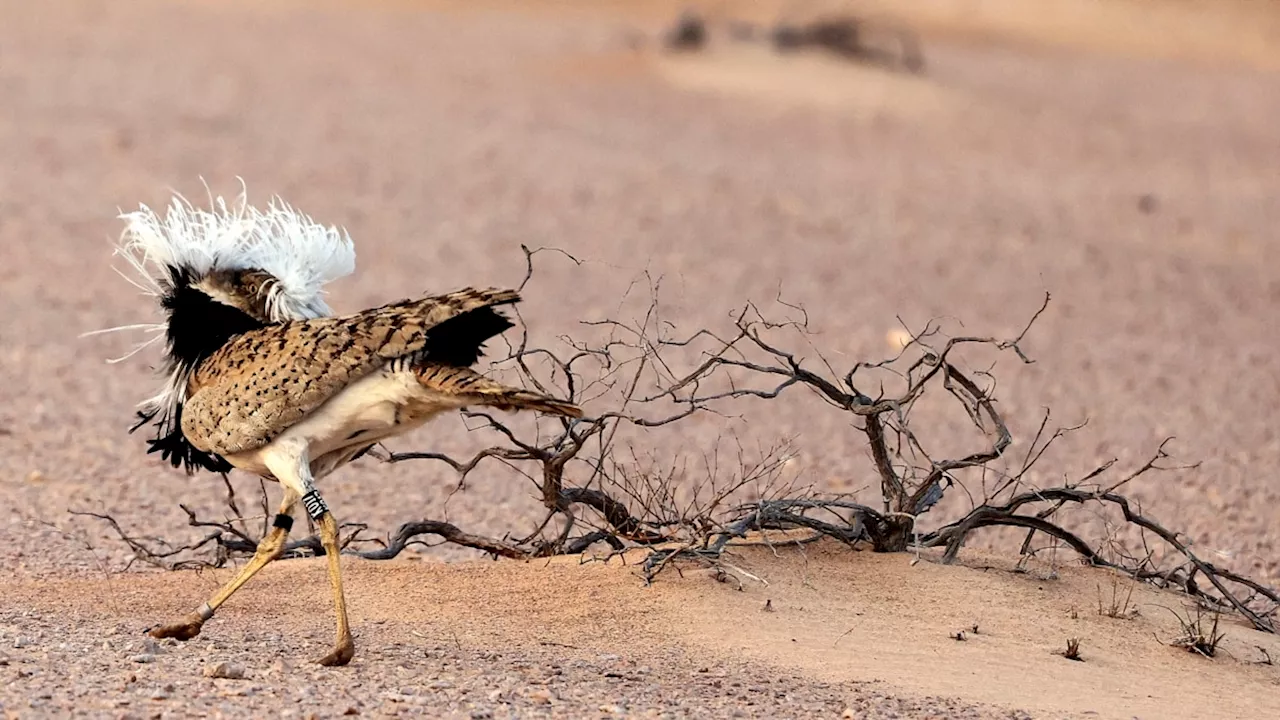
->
[180,287,520,456]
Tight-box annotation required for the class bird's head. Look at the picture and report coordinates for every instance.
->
[186,268,281,324]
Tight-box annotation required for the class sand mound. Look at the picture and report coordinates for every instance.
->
[650,46,952,120]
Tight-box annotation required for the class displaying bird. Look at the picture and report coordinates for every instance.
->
[107,187,582,666]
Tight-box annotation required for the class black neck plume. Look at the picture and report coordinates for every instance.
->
[131,268,268,476]
[161,276,267,370]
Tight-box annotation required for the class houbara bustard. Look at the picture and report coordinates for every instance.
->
[106,186,582,666]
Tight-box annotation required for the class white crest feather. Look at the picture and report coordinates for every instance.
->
[114,180,356,321]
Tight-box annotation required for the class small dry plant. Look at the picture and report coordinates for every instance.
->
[1059,637,1083,662]
[1166,605,1226,658]
[656,8,927,74]
[1097,575,1139,619]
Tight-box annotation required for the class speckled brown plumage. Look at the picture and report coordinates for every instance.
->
[179,286,539,456]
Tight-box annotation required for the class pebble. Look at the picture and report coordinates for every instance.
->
[202,662,246,679]
[129,654,155,664]
[383,692,428,705]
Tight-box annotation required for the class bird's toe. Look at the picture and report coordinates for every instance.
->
[147,616,205,641]
[316,641,355,667]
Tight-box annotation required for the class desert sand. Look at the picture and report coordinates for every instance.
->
[1,0,1278,717]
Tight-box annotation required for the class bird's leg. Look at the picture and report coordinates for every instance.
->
[148,486,300,641]
[263,438,355,666]
[313,503,355,667]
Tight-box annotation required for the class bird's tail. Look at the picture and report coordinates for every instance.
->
[413,364,584,418]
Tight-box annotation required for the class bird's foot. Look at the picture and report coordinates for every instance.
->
[316,638,355,667]
[146,615,205,641]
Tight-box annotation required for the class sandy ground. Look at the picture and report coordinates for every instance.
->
[3,543,1280,719]
[1,0,1279,717]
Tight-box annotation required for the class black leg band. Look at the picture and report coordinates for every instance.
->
[301,489,329,521]
[272,513,294,532]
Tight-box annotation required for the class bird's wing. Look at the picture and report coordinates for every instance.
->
[179,287,519,456]
[413,363,583,418]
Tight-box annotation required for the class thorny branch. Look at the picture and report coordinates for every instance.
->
[80,249,1277,636]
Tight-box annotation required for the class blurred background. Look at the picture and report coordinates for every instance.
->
[1,0,1277,584]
